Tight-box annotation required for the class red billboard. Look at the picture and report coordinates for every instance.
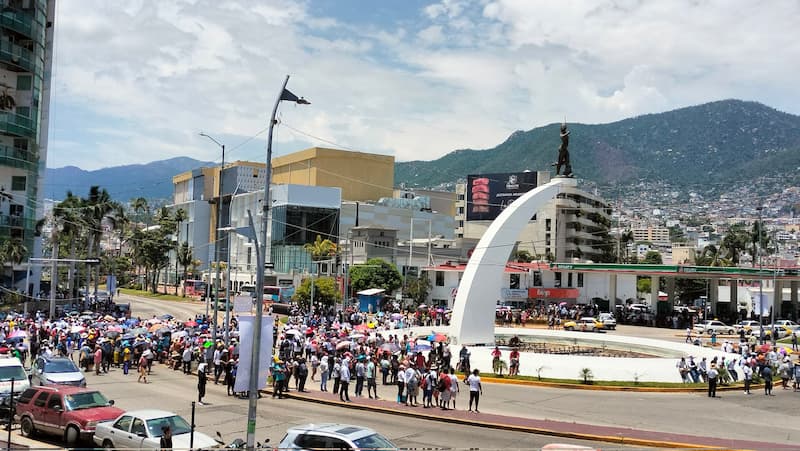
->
[528,287,579,299]
[466,172,538,221]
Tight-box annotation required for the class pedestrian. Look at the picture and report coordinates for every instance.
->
[213,346,222,384]
[437,369,451,410]
[122,346,132,375]
[707,363,718,398]
[779,357,791,389]
[466,368,482,413]
[762,365,774,396]
[332,357,341,395]
[224,358,235,396]
[792,332,798,352]
[354,357,365,397]
[449,367,459,410]
[272,359,287,399]
[94,346,103,376]
[137,353,148,384]
[182,346,193,374]
[676,357,689,383]
[366,356,378,399]
[685,327,692,343]
[742,360,753,394]
[319,354,329,392]
[380,354,390,385]
[297,358,308,392]
[422,367,435,408]
[160,425,173,451]
[197,362,208,405]
[794,358,800,392]
[339,357,352,402]
[396,364,406,404]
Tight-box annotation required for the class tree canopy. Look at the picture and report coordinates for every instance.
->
[348,258,402,294]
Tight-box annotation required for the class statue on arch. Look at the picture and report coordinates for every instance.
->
[554,122,573,177]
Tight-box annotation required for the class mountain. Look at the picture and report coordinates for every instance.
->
[44,157,212,201]
[394,100,800,190]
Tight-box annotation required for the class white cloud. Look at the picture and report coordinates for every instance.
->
[48,0,800,171]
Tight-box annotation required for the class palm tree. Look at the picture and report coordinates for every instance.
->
[173,208,188,295]
[1,238,28,291]
[81,186,116,298]
[620,230,634,263]
[721,225,750,266]
[177,242,193,297]
[303,235,338,272]
[131,197,149,226]
[53,191,82,297]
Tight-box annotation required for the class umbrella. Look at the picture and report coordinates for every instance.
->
[130,327,148,336]
[428,333,448,343]
[107,325,123,333]
[104,330,121,339]
[121,333,135,341]
[69,326,85,334]
[417,304,428,310]
[353,323,368,332]
[336,340,352,350]
[436,308,445,313]
[285,329,302,337]
[8,330,27,339]
[559,301,568,306]
[377,311,385,317]
[149,324,165,333]
[103,315,116,321]
[391,313,403,320]
[172,330,188,339]
[184,320,198,327]
[349,333,365,339]
[414,339,432,351]
[380,342,400,353]
[160,314,174,321]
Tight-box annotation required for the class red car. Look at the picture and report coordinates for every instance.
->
[15,385,124,446]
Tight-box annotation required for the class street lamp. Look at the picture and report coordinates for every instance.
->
[756,205,764,344]
[247,75,309,451]
[199,132,226,346]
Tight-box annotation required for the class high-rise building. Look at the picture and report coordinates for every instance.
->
[0,0,55,293]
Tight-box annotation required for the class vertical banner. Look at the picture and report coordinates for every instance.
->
[107,276,116,294]
[234,315,275,393]
[753,294,770,316]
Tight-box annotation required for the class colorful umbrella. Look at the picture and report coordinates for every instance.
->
[428,333,448,343]
[336,340,352,350]
[184,320,198,327]
[414,339,432,352]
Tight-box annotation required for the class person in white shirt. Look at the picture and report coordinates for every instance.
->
[466,368,482,412]
[396,365,407,404]
[449,367,460,409]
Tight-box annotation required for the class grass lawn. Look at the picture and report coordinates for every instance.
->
[474,371,730,389]
[119,288,194,303]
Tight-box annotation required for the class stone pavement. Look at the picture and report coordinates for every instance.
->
[272,375,798,451]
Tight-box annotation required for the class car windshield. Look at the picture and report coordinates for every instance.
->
[44,360,80,373]
[65,391,110,410]
[146,415,192,437]
[0,366,27,381]
[352,433,396,450]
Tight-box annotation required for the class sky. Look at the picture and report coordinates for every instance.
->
[47,0,800,170]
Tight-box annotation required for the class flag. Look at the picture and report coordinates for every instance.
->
[280,88,310,104]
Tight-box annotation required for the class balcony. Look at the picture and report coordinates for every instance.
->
[0,10,42,40]
[0,111,35,138]
[0,143,37,170]
[0,38,42,74]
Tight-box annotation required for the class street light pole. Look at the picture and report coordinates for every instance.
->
[247,75,309,451]
[757,206,764,344]
[200,133,225,346]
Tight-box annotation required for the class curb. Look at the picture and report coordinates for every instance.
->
[478,375,759,393]
[282,390,719,450]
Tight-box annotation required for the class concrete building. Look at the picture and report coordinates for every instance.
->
[272,147,394,202]
[0,0,55,294]
[455,171,612,263]
[632,226,671,246]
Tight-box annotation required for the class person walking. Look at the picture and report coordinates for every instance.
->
[319,354,329,392]
[742,360,753,394]
[94,346,103,376]
[354,357,365,397]
[137,353,149,384]
[366,356,378,399]
[792,332,798,352]
[396,364,407,404]
[332,357,341,395]
[466,368,482,413]
[339,357,352,402]
[159,425,173,451]
[707,363,718,398]
[182,345,193,374]
[197,362,208,405]
[762,364,774,395]
[272,359,287,399]
[449,367,459,410]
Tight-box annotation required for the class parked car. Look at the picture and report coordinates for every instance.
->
[15,385,123,446]
[772,319,800,330]
[734,320,761,335]
[764,324,792,339]
[598,313,617,330]
[563,318,603,332]
[0,356,29,417]
[279,423,396,451]
[694,320,734,335]
[30,356,86,387]
[93,409,218,450]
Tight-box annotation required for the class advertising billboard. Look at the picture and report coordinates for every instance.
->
[466,172,538,220]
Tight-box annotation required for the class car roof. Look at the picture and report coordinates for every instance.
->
[286,424,378,440]
[27,385,98,395]
[0,356,23,367]
[119,410,180,420]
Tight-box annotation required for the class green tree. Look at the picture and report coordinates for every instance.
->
[177,242,194,297]
[750,220,771,267]
[512,250,533,263]
[619,230,634,263]
[637,277,651,294]
[81,186,118,296]
[53,191,83,297]
[641,250,663,264]
[0,238,27,290]
[721,225,750,266]
[303,235,338,267]
[173,208,188,295]
[349,258,402,294]
[131,197,149,225]
[405,273,431,305]
[293,276,340,309]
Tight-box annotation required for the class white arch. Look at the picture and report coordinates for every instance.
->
[450,177,575,345]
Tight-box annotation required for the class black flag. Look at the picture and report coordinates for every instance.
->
[280,88,310,104]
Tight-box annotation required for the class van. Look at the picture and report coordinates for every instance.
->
[0,356,30,417]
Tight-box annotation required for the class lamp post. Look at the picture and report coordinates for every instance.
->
[756,206,764,344]
[200,132,225,346]
[247,75,309,451]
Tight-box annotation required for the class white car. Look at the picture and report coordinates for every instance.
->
[772,320,800,330]
[93,410,218,450]
[734,320,761,334]
[279,423,396,451]
[598,313,617,330]
[694,320,734,335]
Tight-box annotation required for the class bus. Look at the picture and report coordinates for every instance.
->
[263,286,294,303]
[184,280,207,297]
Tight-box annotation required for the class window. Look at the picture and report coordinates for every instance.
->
[567,273,573,287]
[16,75,32,90]
[33,391,49,407]
[577,273,584,287]
[47,395,62,410]
[17,388,37,404]
[554,272,562,288]
[131,418,147,436]
[296,434,328,450]
[435,271,444,287]
[545,218,552,232]
[510,274,520,289]
[16,106,30,118]
[114,415,133,432]
[533,271,542,287]
[9,205,22,216]
[11,176,26,191]
[328,438,353,451]
[457,206,464,214]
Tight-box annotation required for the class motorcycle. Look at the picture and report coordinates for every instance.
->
[216,431,270,449]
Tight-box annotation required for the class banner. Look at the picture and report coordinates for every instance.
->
[752,294,770,316]
[233,315,274,393]
[466,172,538,220]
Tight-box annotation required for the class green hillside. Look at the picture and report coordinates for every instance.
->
[395,100,800,189]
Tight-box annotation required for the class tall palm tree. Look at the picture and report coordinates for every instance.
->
[619,230,634,263]
[81,186,116,298]
[131,197,149,226]
[177,242,193,297]
[53,191,82,297]
[721,225,750,266]
[1,238,28,291]
[303,235,338,274]
[173,208,188,295]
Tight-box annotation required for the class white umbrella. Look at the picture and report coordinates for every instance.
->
[285,329,303,337]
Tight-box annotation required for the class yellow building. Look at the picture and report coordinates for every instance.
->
[271,147,394,201]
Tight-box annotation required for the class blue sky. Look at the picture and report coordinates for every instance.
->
[47,0,800,170]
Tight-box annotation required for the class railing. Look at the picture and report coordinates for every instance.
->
[0,38,42,75]
[0,110,35,138]
[0,9,42,39]
[0,143,36,169]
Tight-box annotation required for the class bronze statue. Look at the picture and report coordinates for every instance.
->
[554,122,572,176]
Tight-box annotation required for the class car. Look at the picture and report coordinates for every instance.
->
[597,313,617,330]
[30,356,87,387]
[0,356,29,417]
[764,324,792,339]
[14,385,123,446]
[734,320,761,335]
[563,317,603,332]
[93,409,218,450]
[278,423,397,451]
[772,319,800,330]
[693,320,734,335]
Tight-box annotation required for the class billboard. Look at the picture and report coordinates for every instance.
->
[466,172,538,220]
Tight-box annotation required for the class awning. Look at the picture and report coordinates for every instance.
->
[528,287,579,299]
[357,288,386,296]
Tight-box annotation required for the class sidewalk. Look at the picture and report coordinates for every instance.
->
[273,377,795,451]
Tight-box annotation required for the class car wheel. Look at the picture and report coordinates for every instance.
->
[707,330,714,335]
[567,326,574,331]
[727,329,734,335]
[20,416,35,437]
[102,439,115,449]
[65,425,80,446]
